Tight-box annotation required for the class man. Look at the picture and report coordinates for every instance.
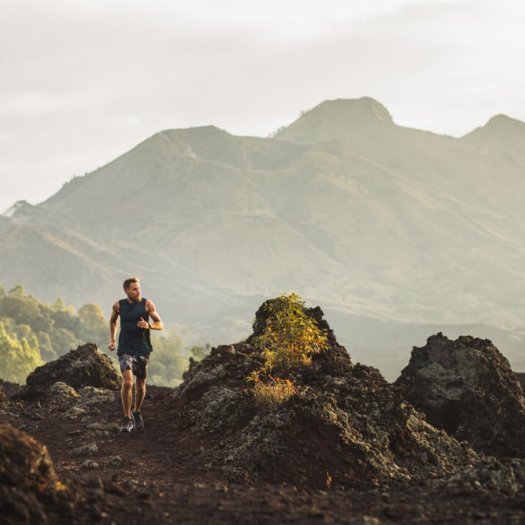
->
[108,277,163,432]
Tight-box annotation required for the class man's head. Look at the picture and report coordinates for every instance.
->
[123,277,141,302]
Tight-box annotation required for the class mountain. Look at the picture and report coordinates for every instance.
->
[2,97,525,376]
[462,114,525,149]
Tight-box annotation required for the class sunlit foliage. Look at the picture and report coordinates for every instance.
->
[0,321,43,384]
[247,293,328,408]
[252,293,328,372]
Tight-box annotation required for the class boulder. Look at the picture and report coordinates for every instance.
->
[174,299,478,488]
[49,382,80,398]
[0,423,68,524]
[395,333,525,457]
[0,379,22,398]
[19,343,120,398]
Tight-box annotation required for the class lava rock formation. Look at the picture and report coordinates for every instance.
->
[395,333,525,457]
[175,301,478,488]
[0,423,78,525]
[18,343,120,399]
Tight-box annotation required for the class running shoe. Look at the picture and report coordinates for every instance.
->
[119,417,134,432]
[132,411,144,430]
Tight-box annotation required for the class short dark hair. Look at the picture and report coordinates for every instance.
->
[123,277,140,290]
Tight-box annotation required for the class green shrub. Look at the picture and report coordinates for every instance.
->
[252,293,328,372]
[246,293,328,408]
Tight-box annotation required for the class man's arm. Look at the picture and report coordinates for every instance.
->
[137,299,164,331]
[108,301,120,351]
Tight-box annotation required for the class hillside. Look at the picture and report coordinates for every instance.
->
[2,299,525,523]
[2,97,525,377]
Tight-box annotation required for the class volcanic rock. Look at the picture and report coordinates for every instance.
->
[19,343,120,398]
[49,381,80,398]
[516,373,525,390]
[174,300,478,488]
[0,423,72,524]
[70,442,99,457]
[0,379,22,399]
[395,333,525,457]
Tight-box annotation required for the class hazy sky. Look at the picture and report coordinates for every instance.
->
[1,0,524,213]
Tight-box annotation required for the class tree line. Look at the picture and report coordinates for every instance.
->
[0,283,208,385]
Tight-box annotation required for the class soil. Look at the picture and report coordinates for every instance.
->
[0,384,523,523]
[2,308,525,524]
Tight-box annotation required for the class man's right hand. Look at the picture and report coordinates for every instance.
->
[108,342,116,352]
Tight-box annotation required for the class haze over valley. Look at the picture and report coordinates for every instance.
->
[2,97,525,378]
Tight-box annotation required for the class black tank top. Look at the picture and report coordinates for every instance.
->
[117,298,153,357]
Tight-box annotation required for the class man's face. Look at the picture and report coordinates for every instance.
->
[125,282,141,302]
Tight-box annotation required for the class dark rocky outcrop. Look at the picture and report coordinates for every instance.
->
[175,301,478,488]
[0,422,78,524]
[516,373,525,390]
[396,333,525,457]
[18,343,120,399]
[0,379,22,399]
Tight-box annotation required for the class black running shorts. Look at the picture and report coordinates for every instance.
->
[118,354,149,379]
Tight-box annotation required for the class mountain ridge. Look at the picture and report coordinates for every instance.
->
[2,97,525,378]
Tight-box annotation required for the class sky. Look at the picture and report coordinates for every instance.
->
[1,0,524,213]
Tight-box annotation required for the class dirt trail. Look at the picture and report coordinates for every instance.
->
[3,385,525,524]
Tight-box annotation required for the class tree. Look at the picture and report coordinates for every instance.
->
[246,294,328,409]
[0,322,43,384]
[0,294,52,332]
[190,343,211,361]
[149,331,188,387]
[252,293,328,372]
[8,284,24,296]
[78,303,106,343]
[36,331,57,361]
[50,328,80,357]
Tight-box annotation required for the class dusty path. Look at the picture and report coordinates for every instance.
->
[3,385,525,524]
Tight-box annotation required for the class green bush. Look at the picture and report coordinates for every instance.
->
[246,293,328,408]
[252,293,328,372]
[0,322,43,384]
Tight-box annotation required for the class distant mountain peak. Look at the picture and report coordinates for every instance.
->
[2,200,33,218]
[311,97,394,124]
[462,113,525,143]
[275,97,394,144]
[485,113,525,129]
[163,124,231,137]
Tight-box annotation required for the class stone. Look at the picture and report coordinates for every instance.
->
[82,460,100,470]
[396,333,525,457]
[349,517,381,525]
[0,423,65,524]
[86,422,119,432]
[70,442,99,457]
[110,455,124,467]
[19,344,120,399]
[49,381,80,398]
[0,379,21,398]
[65,406,88,419]
[173,298,479,489]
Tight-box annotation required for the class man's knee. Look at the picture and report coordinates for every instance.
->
[121,372,134,389]
[136,378,146,392]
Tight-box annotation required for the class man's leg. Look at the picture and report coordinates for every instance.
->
[135,377,146,413]
[121,369,134,418]
[131,357,148,429]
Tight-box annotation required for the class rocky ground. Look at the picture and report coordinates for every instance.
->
[1,302,525,524]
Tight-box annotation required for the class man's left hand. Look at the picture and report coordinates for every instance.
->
[137,317,149,329]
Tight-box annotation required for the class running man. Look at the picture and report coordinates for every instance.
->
[108,277,164,432]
